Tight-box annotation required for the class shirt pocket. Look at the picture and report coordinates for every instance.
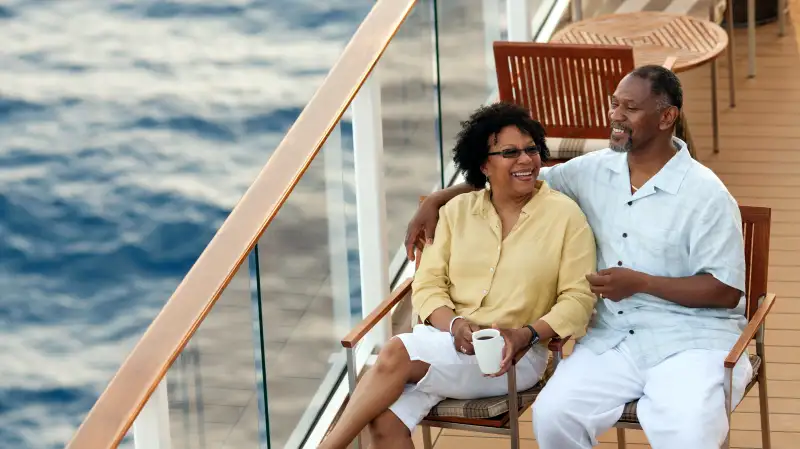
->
[634,226,683,275]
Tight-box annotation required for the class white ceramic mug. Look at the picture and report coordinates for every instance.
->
[471,328,504,375]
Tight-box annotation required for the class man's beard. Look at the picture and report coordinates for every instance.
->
[610,122,633,153]
[610,135,633,153]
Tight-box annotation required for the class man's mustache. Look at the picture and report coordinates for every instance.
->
[610,122,632,133]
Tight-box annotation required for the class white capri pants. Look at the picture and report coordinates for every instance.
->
[388,324,549,431]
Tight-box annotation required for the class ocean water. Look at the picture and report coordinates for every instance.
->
[0,1,372,447]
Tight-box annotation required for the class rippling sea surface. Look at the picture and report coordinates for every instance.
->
[0,1,371,447]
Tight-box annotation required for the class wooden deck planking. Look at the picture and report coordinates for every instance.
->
[429,5,800,449]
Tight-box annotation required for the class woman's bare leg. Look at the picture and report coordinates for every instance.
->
[369,410,415,449]
[319,338,429,449]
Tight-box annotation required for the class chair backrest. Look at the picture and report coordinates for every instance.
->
[492,42,635,140]
[741,206,771,324]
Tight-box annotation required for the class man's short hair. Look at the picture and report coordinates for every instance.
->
[629,65,683,111]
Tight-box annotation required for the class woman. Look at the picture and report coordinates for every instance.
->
[320,102,597,449]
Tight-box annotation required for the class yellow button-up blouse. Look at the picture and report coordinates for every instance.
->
[412,181,597,338]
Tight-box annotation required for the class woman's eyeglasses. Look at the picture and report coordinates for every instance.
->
[487,146,539,159]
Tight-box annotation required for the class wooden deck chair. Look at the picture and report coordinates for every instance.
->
[612,205,775,449]
[492,41,695,160]
[337,197,570,449]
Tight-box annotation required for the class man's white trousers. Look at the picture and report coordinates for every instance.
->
[532,341,752,449]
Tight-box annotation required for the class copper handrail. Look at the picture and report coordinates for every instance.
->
[64,1,417,447]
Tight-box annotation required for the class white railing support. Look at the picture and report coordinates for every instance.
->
[133,379,171,449]
[507,0,531,41]
[482,0,502,92]
[352,74,391,352]
[571,0,583,21]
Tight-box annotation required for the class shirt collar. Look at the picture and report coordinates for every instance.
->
[472,180,548,217]
[607,136,692,195]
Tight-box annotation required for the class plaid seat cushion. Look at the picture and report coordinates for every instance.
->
[618,354,762,424]
[547,137,608,160]
[426,380,546,420]
[426,358,558,420]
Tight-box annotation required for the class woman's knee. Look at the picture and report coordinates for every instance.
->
[375,338,412,375]
[369,410,410,443]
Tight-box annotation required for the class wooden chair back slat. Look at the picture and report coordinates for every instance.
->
[493,42,635,140]
[741,206,771,324]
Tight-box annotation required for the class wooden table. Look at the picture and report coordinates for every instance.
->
[552,12,729,153]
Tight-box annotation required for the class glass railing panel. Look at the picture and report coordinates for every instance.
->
[10,3,378,447]
[377,0,444,269]
[435,0,558,182]
[547,0,588,37]
[253,122,360,448]
[435,0,506,179]
[165,257,267,449]
[120,429,134,449]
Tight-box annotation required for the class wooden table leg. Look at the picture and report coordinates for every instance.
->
[725,0,736,106]
[747,0,756,78]
[710,59,720,154]
[779,0,786,37]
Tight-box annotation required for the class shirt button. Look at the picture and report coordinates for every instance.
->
[617,261,623,266]
[490,267,495,272]
[622,233,628,238]
[629,330,635,334]
[483,289,488,294]
[627,201,632,206]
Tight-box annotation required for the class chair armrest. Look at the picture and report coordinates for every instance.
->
[724,293,776,368]
[341,278,413,349]
[548,336,571,352]
[662,56,677,70]
[513,336,572,365]
[512,344,532,365]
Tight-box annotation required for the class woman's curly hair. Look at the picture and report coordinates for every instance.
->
[452,102,548,188]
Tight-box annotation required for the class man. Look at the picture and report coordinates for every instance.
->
[404,65,752,448]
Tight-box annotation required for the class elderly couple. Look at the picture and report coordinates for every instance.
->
[320,65,750,449]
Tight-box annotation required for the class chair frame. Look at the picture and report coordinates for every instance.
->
[493,42,636,141]
[712,0,788,81]
[614,206,775,449]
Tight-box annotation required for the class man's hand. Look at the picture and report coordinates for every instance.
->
[452,319,481,355]
[487,324,530,378]
[404,198,441,261]
[586,268,649,302]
